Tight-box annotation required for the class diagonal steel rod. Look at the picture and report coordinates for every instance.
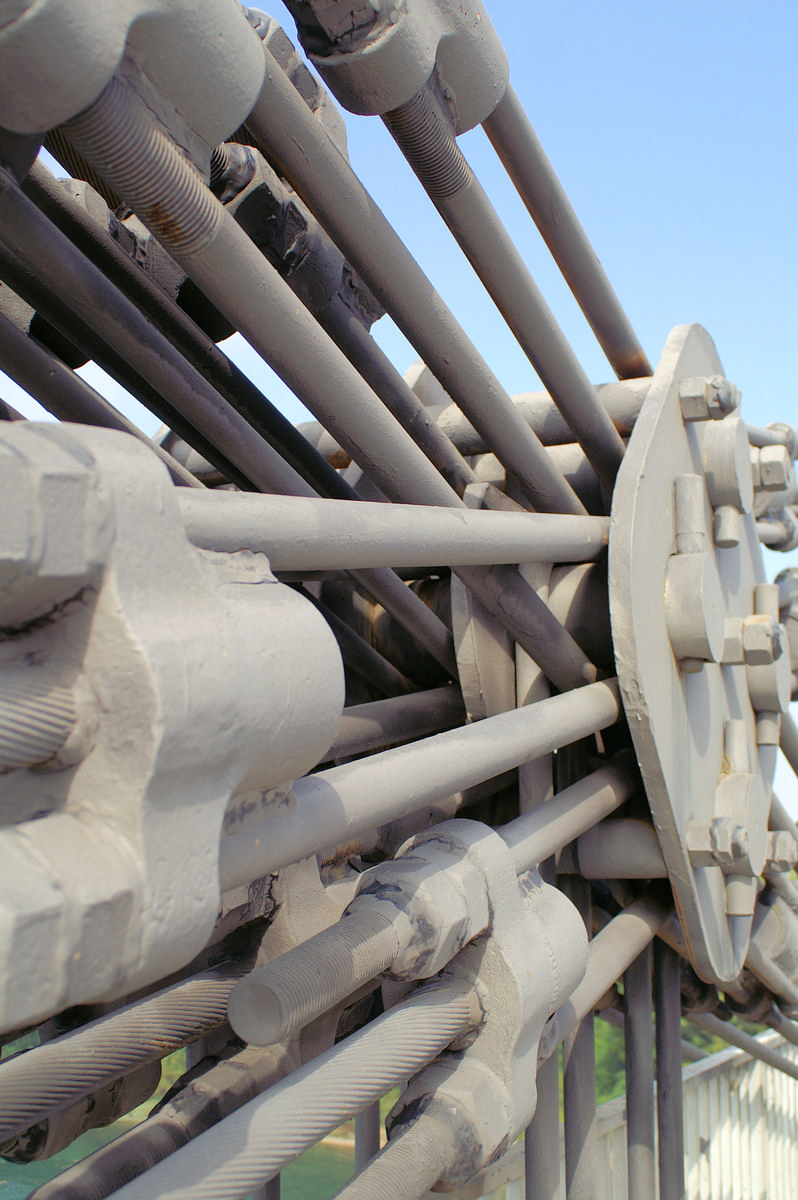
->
[383,88,627,494]
[483,85,652,381]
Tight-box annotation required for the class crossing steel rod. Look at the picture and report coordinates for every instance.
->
[330,1108,459,1200]
[300,378,648,463]
[688,1013,798,1084]
[540,894,672,1059]
[0,310,202,488]
[220,679,622,892]
[482,86,652,381]
[0,964,246,1143]
[63,74,603,691]
[103,981,478,1200]
[0,167,305,496]
[624,945,656,1198]
[244,48,586,517]
[383,88,627,494]
[228,760,634,1046]
[22,161,362,502]
[178,492,610,570]
[654,941,687,1200]
[2,168,459,677]
[327,687,465,760]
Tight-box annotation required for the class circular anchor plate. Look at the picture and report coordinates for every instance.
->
[610,323,773,986]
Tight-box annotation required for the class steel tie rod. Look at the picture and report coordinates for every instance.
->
[0,964,245,1143]
[102,981,479,1200]
[60,77,600,691]
[482,85,652,381]
[383,87,627,494]
[220,680,622,893]
[0,168,458,676]
[0,308,201,488]
[227,760,635,1046]
[243,45,585,517]
[178,492,611,570]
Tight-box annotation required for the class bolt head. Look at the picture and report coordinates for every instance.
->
[742,614,780,665]
[710,817,749,868]
[766,830,798,873]
[759,445,793,492]
[679,375,740,422]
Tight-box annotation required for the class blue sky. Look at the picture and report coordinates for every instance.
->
[2,0,797,803]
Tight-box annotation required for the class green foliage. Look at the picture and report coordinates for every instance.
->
[594,1019,626,1104]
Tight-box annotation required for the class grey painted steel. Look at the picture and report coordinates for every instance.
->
[610,322,778,985]
[0,965,245,1142]
[328,688,465,759]
[624,944,656,1198]
[0,671,76,772]
[560,876,597,1200]
[482,86,652,381]
[27,1044,292,1200]
[354,1102,381,1173]
[780,712,798,779]
[501,762,638,870]
[525,1052,560,1200]
[220,679,621,890]
[746,938,798,1010]
[0,309,201,488]
[383,87,627,493]
[541,894,671,1056]
[688,1012,798,1085]
[103,982,476,1200]
[346,566,457,678]
[654,941,686,1200]
[21,162,348,502]
[18,167,461,678]
[332,1111,457,1200]
[0,167,308,496]
[178,492,610,569]
[63,76,598,692]
[62,80,466,513]
[227,907,399,1047]
[244,47,586,517]
[298,378,648,462]
[319,292,478,499]
[307,595,415,698]
[231,762,632,1047]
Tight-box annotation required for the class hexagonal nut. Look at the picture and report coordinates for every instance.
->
[687,817,751,871]
[388,1058,510,1180]
[0,441,37,601]
[766,830,798,873]
[759,445,793,492]
[0,840,66,1033]
[710,818,750,870]
[679,375,739,421]
[742,614,779,665]
[0,424,114,627]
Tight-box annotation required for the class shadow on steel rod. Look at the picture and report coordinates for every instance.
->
[61,71,596,689]
[2,167,457,678]
[482,86,652,381]
[244,46,585,518]
[0,308,200,488]
[382,87,627,495]
[99,982,478,1200]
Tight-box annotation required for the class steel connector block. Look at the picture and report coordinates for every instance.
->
[0,423,344,1032]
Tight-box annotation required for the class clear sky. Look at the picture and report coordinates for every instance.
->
[2,0,797,802]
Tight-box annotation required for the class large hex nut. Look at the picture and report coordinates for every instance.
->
[758,445,793,493]
[679,375,739,421]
